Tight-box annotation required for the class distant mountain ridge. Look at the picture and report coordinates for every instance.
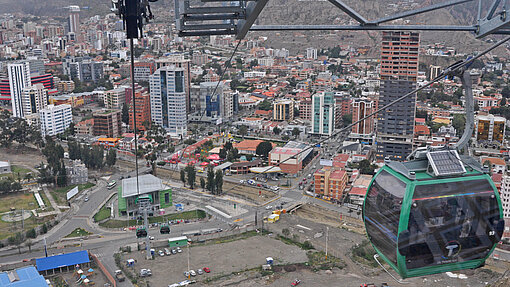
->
[1,0,503,55]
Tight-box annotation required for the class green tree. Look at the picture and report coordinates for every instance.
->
[25,239,33,253]
[502,86,510,98]
[42,223,48,234]
[257,99,272,111]
[9,232,24,254]
[238,125,248,138]
[180,169,186,185]
[358,159,376,175]
[56,162,67,187]
[224,141,233,151]
[106,149,117,166]
[214,170,223,195]
[200,178,206,190]
[256,141,273,159]
[68,141,81,160]
[122,103,130,126]
[273,126,281,135]
[342,113,352,125]
[206,167,215,194]
[452,114,466,137]
[185,165,196,189]
[26,228,37,239]
[291,127,301,139]
[219,148,227,159]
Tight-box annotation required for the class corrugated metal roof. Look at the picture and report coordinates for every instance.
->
[0,266,48,287]
[36,250,89,272]
[121,174,164,198]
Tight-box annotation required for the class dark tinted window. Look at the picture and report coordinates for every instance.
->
[365,170,406,265]
[403,179,501,270]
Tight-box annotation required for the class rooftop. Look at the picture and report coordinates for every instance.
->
[0,266,48,287]
[36,250,90,272]
[122,174,164,198]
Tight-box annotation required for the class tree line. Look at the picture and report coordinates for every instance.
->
[181,164,223,195]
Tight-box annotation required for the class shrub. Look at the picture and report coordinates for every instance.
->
[26,228,37,239]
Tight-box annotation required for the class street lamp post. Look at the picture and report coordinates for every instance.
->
[325,226,329,260]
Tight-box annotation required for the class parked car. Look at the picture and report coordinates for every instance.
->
[183,271,190,277]
[197,269,203,275]
[140,269,152,277]
[84,197,89,202]
[149,236,155,240]
[265,205,273,210]
[114,270,125,282]
[176,247,182,253]
[203,267,211,273]
[158,250,165,257]
[172,248,177,254]
[291,279,301,286]
[164,248,171,255]
[189,270,196,276]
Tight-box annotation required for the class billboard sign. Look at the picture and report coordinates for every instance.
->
[320,159,333,167]
[66,186,79,200]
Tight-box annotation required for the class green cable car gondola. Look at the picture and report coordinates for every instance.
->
[363,69,504,279]
[363,149,504,279]
[160,224,170,234]
[136,227,147,238]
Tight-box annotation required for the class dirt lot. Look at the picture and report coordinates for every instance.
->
[119,235,308,287]
[293,203,366,234]
[116,211,509,287]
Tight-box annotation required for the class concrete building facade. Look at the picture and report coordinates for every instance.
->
[312,92,335,136]
[8,62,31,118]
[376,31,420,161]
[150,66,187,137]
[40,104,72,137]
[93,109,122,138]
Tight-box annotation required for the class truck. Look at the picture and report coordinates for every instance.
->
[114,270,125,282]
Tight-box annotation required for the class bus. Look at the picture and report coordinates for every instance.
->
[107,180,117,190]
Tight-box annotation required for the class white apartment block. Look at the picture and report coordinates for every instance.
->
[8,62,32,118]
[22,83,48,117]
[40,104,73,137]
[104,87,126,109]
[150,66,187,137]
[306,47,318,60]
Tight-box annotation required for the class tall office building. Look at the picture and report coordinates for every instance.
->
[376,31,420,161]
[273,100,294,122]
[129,91,151,131]
[40,104,72,137]
[22,83,48,117]
[104,87,126,109]
[93,109,122,138]
[198,81,224,123]
[68,6,80,34]
[352,97,375,136]
[311,92,335,136]
[306,47,318,60]
[8,62,32,118]
[150,66,187,137]
[155,54,191,113]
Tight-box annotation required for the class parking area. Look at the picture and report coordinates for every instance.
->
[119,235,309,287]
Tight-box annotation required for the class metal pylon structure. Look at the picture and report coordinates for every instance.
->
[138,198,152,259]
[174,0,510,39]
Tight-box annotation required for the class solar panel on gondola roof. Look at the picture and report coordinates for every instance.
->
[426,150,466,176]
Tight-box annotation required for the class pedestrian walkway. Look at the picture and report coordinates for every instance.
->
[42,186,61,214]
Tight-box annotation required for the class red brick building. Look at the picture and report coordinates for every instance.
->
[314,169,348,201]
[129,91,151,131]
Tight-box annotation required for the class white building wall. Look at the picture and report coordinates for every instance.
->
[8,62,31,118]
[40,104,73,137]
